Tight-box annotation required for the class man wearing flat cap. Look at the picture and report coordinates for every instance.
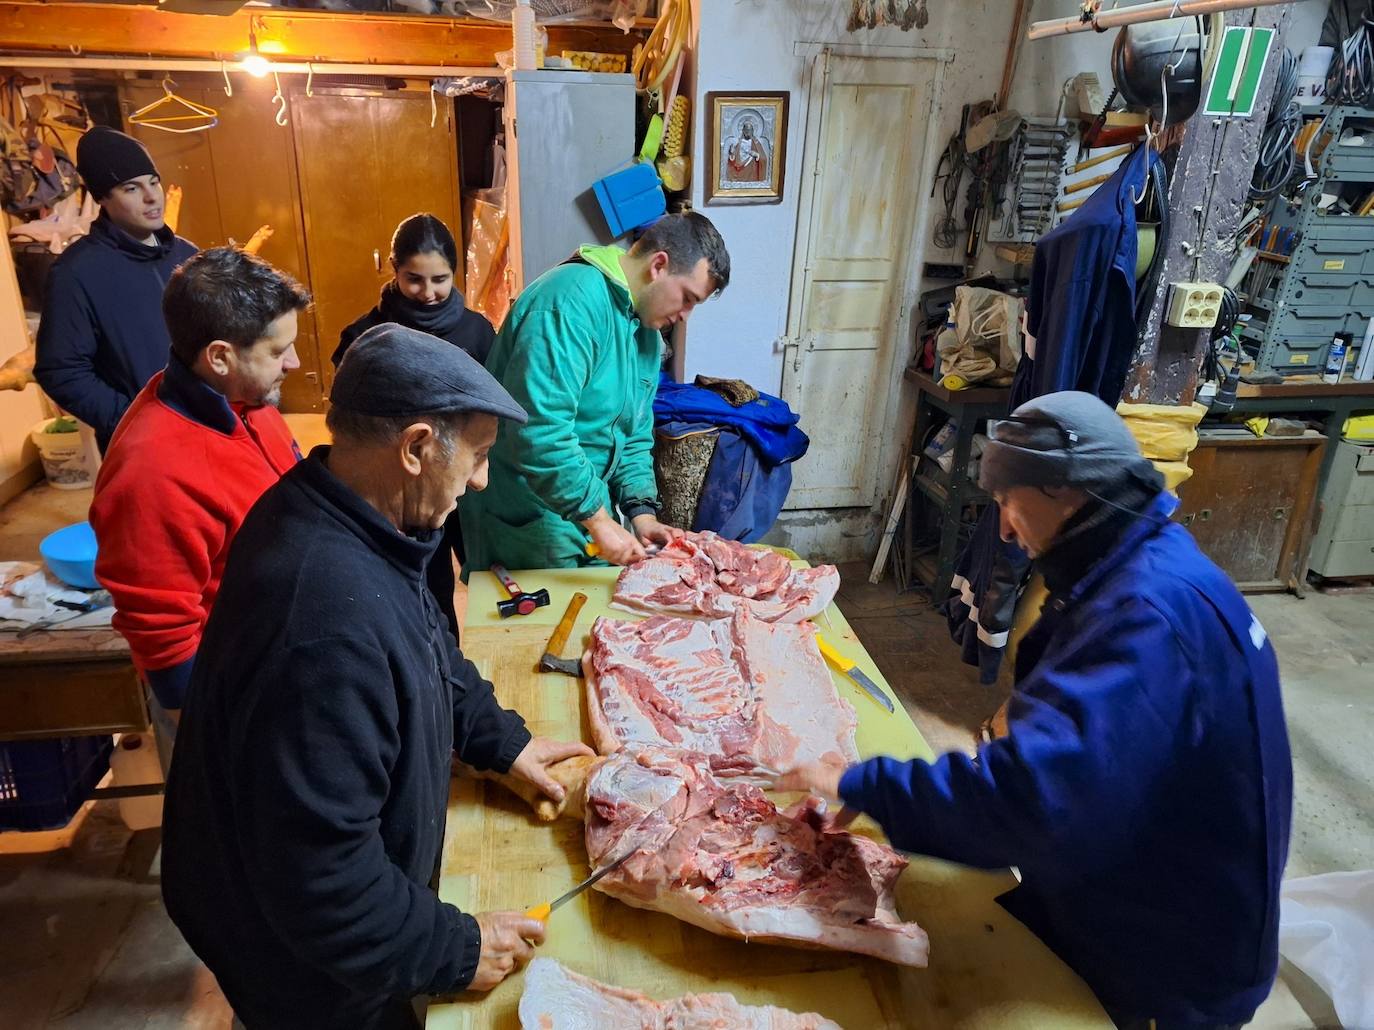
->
[778,392,1292,1030]
[35,125,197,451]
[161,323,592,1028]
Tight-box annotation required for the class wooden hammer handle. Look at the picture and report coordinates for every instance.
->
[545,592,588,659]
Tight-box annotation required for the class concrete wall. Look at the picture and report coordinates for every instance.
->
[684,1,1335,563]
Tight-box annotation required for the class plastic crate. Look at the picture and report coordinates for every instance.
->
[0,735,112,832]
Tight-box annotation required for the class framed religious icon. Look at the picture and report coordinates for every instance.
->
[705,91,789,205]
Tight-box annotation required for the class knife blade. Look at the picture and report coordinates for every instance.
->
[524,848,635,923]
[814,634,895,713]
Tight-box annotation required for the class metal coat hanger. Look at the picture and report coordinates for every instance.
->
[128,77,218,133]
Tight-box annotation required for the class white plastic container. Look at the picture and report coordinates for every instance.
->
[512,0,538,71]
[29,418,95,490]
[1296,46,1334,108]
[109,733,164,830]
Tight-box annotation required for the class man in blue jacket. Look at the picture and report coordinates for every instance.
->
[778,392,1292,1030]
[34,126,197,451]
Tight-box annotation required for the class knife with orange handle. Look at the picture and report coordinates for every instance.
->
[524,848,634,923]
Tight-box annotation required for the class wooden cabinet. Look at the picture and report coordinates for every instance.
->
[124,76,324,412]
[123,77,461,411]
[1176,431,1326,593]
[291,90,460,397]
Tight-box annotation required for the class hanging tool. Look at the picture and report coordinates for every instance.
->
[491,564,550,618]
[524,849,635,924]
[815,635,895,714]
[538,593,588,677]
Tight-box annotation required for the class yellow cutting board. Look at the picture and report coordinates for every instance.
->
[427,571,1109,1028]
[464,566,930,763]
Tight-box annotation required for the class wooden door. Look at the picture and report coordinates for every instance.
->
[781,53,938,510]
[122,76,326,412]
[291,89,461,397]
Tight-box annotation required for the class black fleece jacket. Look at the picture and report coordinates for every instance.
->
[161,447,530,1028]
[34,212,196,450]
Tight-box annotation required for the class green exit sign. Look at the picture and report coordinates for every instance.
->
[1203,25,1277,118]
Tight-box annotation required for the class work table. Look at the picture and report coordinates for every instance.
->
[426,565,1110,1028]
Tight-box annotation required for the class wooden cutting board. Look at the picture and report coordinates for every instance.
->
[427,572,1110,1029]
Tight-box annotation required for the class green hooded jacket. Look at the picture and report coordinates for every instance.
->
[460,244,662,572]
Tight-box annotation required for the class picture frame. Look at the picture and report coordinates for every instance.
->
[704,91,789,205]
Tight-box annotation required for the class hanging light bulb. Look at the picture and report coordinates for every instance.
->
[241,28,270,78]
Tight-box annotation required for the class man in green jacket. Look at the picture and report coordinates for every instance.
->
[462,212,730,570]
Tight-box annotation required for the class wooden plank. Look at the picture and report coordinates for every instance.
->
[1236,380,1374,399]
[428,571,1110,1028]
[902,366,1011,407]
[1122,4,1291,406]
[0,658,144,741]
[0,3,640,66]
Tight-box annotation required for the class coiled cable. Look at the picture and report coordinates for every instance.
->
[1250,47,1301,199]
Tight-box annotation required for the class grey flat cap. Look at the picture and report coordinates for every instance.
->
[331,322,527,424]
[979,391,1155,493]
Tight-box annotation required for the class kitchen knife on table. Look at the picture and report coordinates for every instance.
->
[814,634,896,714]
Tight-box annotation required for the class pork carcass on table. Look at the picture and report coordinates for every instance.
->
[612,531,840,623]
[519,958,843,1030]
[584,749,928,967]
[586,609,859,781]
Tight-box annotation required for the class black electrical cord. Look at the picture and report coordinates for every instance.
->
[1211,285,1240,341]
[933,133,967,250]
[1250,47,1301,200]
[1326,12,1374,105]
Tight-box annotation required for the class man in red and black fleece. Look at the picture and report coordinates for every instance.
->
[90,246,309,734]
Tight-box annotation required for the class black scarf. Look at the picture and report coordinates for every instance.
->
[376,281,467,341]
[1038,475,1163,596]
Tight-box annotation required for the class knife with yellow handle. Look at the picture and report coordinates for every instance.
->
[524,848,634,923]
[814,634,896,714]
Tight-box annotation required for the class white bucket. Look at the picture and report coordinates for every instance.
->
[30,418,96,490]
[110,733,164,831]
[1296,46,1334,108]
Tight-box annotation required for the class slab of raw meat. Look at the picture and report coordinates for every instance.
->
[584,750,928,967]
[518,958,843,1030]
[612,531,840,623]
[585,610,858,781]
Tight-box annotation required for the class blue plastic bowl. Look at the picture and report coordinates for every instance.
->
[39,521,99,589]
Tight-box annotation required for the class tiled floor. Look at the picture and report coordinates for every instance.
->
[0,523,1368,1026]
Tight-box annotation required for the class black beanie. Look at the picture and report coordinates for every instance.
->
[76,126,158,200]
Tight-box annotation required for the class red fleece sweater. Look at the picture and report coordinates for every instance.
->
[90,368,299,706]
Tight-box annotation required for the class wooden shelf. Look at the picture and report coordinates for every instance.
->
[903,366,1013,406]
[1236,379,1374,399]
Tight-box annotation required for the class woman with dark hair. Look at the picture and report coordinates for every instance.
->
[332,212,495,368]
[335,213,495,640]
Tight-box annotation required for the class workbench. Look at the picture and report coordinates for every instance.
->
[0,483,145,745]
[1227,379,1374,490]
[901,368,1012,601]
[426,565,1109,1028]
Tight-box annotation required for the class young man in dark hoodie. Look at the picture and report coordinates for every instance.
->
[776,392,1293,1030]
[34,125,197,451]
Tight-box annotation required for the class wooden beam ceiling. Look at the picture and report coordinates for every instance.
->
[0,2,640,68]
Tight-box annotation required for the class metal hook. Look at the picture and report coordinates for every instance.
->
[162,76,178,95]
[221,60,233,98]
[305,62,314,99]
[69,43,82,56]
[271,71,287,126]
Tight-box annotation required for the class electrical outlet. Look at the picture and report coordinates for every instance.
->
[1165,282,1225,329]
